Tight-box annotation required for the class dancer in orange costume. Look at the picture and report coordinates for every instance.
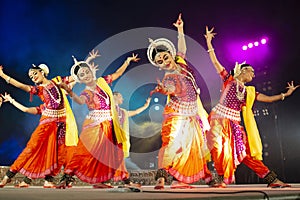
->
[57,50,141,189]
[147,14,214,189]
[204,26,299,188]
[0,64,78,188]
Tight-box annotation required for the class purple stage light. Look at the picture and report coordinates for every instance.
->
[242,45,248,50]
[254,41,259,46]
[248,43,253,48]
[261,38,267,44]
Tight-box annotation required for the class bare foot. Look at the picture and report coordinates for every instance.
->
[154,177,165,189]
[0,176,11,188]
[170,180,194,189]
[14,181,29,188]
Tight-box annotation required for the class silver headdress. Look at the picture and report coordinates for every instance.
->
[233,61,246,78]
[70,55,98,83]
[147,38,176,67]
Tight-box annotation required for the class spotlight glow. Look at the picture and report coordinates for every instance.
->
[254,41,259,46]
[154,105,160,110]
[242,45,248,50]
[261,38,267,44]
[248,43,253,48]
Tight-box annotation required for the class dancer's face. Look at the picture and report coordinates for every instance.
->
[241,66,255,82]
[114,93,123,105]
[154,52,175,71]
[76,67,94,84]
[28,69,45,84]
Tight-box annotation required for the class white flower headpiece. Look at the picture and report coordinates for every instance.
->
[147,38,176,67]
[31,63,50,77]
[70,55,98,83]
[233,61,246,78]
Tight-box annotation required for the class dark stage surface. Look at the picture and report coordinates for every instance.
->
[1,184,300,200]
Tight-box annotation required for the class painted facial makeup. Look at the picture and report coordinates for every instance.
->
[28,69,42,82]
[155,52,170,66]
[77,67,92,81]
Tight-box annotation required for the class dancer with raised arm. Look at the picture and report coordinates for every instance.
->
[0,63,78,188]
[57,50,141,189]
[147,14,214,189]
[113,91,151,170]
[204,26,299,188]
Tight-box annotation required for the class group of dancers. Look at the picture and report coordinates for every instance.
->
[0,13,298,190]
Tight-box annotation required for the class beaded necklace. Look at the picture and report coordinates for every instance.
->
[86,84,110,105]
[43,81,61,104]
[235,78,246,101]
[176,65,200,94]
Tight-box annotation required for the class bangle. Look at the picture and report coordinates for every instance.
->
[9,98,15,104]
[6,76,11,84]
[207,48,214,53]
[281,93,285,101]
[177,33,185,38]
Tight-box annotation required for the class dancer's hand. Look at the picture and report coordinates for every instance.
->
[126,53,140,63]
[204,26,217,43]
[88,49,100,60]
[1,92,13,103]
[173,13,184,29]
[285,81,300,96]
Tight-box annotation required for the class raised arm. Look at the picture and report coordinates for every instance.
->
[110,53,140,82]
[1,92,38,114]
[204,26,225,74]
[128,97,151,117]
[173,13,186,56]
[257,81,299,103]
[0,66,31,92]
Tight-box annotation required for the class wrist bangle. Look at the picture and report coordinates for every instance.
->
[9,98,15,104]
[177,33,185,38]
[6,76,11,84]
[281,93,285,101]
[207,48,214,53]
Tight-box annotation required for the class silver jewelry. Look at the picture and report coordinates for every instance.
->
[6,76,11,84]
[86,85,110,105]
[177,65,201,94]
[147,38,176,67]
[70,55,97,83]
[43,82,61,104]
[235,79,245,101]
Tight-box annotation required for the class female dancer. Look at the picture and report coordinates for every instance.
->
[204,26,299,188]
[0,63,77,188]
[147,14,213,189]
[113,91,151,170]
[57,50,140,188]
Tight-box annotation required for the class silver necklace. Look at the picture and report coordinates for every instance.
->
[86,85,110,105]
[177,65,201,94]
[43,81,61,104]
[235,79,245,101]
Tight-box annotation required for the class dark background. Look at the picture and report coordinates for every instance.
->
[0,0,299,183]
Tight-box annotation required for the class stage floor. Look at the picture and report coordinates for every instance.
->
[0,184,300,200]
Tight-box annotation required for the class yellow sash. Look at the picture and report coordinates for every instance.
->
[242,86,263,160]
[53,76,78,146]
[96,77,126,144]
[120,108,130,157]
